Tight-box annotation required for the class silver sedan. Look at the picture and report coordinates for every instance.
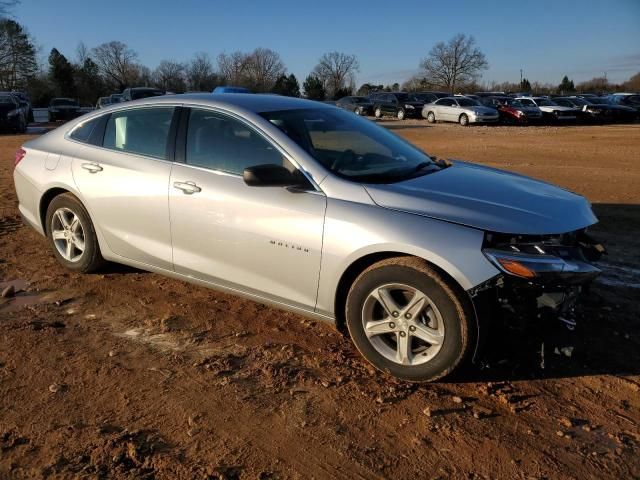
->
[13,94,601,382]
[423,96,499,125]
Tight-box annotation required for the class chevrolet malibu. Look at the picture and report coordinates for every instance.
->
[13,94,603,382]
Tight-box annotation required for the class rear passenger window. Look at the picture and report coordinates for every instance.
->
[69,117,100,143]
[186,109,286,175]
[103,107,174,159]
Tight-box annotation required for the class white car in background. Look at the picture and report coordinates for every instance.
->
[423,97,499,126]
[516,97,578,123]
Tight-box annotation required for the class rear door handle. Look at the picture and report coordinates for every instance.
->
[173,181,201,194]
[81,162,103,173]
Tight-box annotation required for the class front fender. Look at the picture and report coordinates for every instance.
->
[315,198,499,317]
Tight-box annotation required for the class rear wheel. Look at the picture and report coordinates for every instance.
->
[345,257,475,382]
[45,193,105,273]
[459,114,469,126]
[426,111,436,123]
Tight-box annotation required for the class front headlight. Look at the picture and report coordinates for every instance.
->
[7,110,19,117]
[482,248,600,281]
[405,104,415,109]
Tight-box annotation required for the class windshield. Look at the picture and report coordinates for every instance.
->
[411,93,435,102]
[260,108,438,183]
[457,98,480,107]
[503,98,524,107]
[567,98,590,106]
[535,99,558,106]
[51,98,78,106]
[131,89,164,100]
[352,97,369,104]
[625,95,640,105]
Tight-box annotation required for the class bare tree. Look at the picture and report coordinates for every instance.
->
[217,51,249,86]
[186,52,219,91]
[312,51,359,98]
[92,41,139,91]
[153,60,185,92]
[623,72,640,92]
[243,48,285,92]
[419,34,488,93]
[75,41,89,65]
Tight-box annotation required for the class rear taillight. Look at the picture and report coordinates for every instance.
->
[14,148,26,167]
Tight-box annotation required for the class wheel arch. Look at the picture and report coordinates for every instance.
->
[333,251,470,329]
[39,187,73,231]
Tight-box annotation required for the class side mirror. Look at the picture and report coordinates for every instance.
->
[243,164,301,187]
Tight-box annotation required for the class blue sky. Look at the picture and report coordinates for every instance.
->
[14,0,640,86]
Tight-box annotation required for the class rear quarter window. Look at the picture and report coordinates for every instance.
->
[103,107,175,159]
[69,117,101,143]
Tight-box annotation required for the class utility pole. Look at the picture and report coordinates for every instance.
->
[520,69,523,85]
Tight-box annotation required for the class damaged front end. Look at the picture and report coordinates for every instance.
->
[470,228,605,333]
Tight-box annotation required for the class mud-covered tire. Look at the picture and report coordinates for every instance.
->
[345,257,475,382]
[426,111,436,123]
[45,193,105,273]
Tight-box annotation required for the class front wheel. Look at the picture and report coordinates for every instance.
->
[459,113,469,126]
[426,111,436,123]
[374,107,382,119]
[346,257,475,382]
[397,108,405,120]
[45,193,105,273]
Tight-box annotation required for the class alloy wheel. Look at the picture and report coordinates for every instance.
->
[51,207,86,263]
[361,283,445,366]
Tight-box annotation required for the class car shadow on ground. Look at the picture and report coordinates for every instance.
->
[448,203,640,383]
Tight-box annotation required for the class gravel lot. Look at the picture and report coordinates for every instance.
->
[1,122,639,479]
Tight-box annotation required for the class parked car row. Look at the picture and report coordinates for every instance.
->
[96,87,165,109]
[336,91,640,126]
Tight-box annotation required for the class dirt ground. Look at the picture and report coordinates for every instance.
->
[0,122,639,480]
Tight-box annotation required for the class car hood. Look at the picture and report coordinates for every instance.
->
[538,105,575,112]
[463,106,497,115]
[518,106,541,114]
[363,160,597,235]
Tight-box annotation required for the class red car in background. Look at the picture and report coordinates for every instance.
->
[479,96,543,124]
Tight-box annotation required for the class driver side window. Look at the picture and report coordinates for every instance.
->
[186,109,288,175]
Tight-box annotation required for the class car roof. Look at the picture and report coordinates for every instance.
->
[116,93,333,113]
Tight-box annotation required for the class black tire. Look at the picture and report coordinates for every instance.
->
[426,111,436,123]
[397,108,405,120]
[374,106,382,119]
[459,113,469,126]
[45,193,105,273]
[345,257,475,382]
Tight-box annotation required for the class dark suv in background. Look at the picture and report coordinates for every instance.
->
[336,96,374,115]
[369,92,424,119]
[122,87,165,102]
[48,98,81,122]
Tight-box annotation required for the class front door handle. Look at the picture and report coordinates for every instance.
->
[81,162,103,173]
[173,181,202,194]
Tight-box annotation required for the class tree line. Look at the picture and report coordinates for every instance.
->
[0,16,638,107]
